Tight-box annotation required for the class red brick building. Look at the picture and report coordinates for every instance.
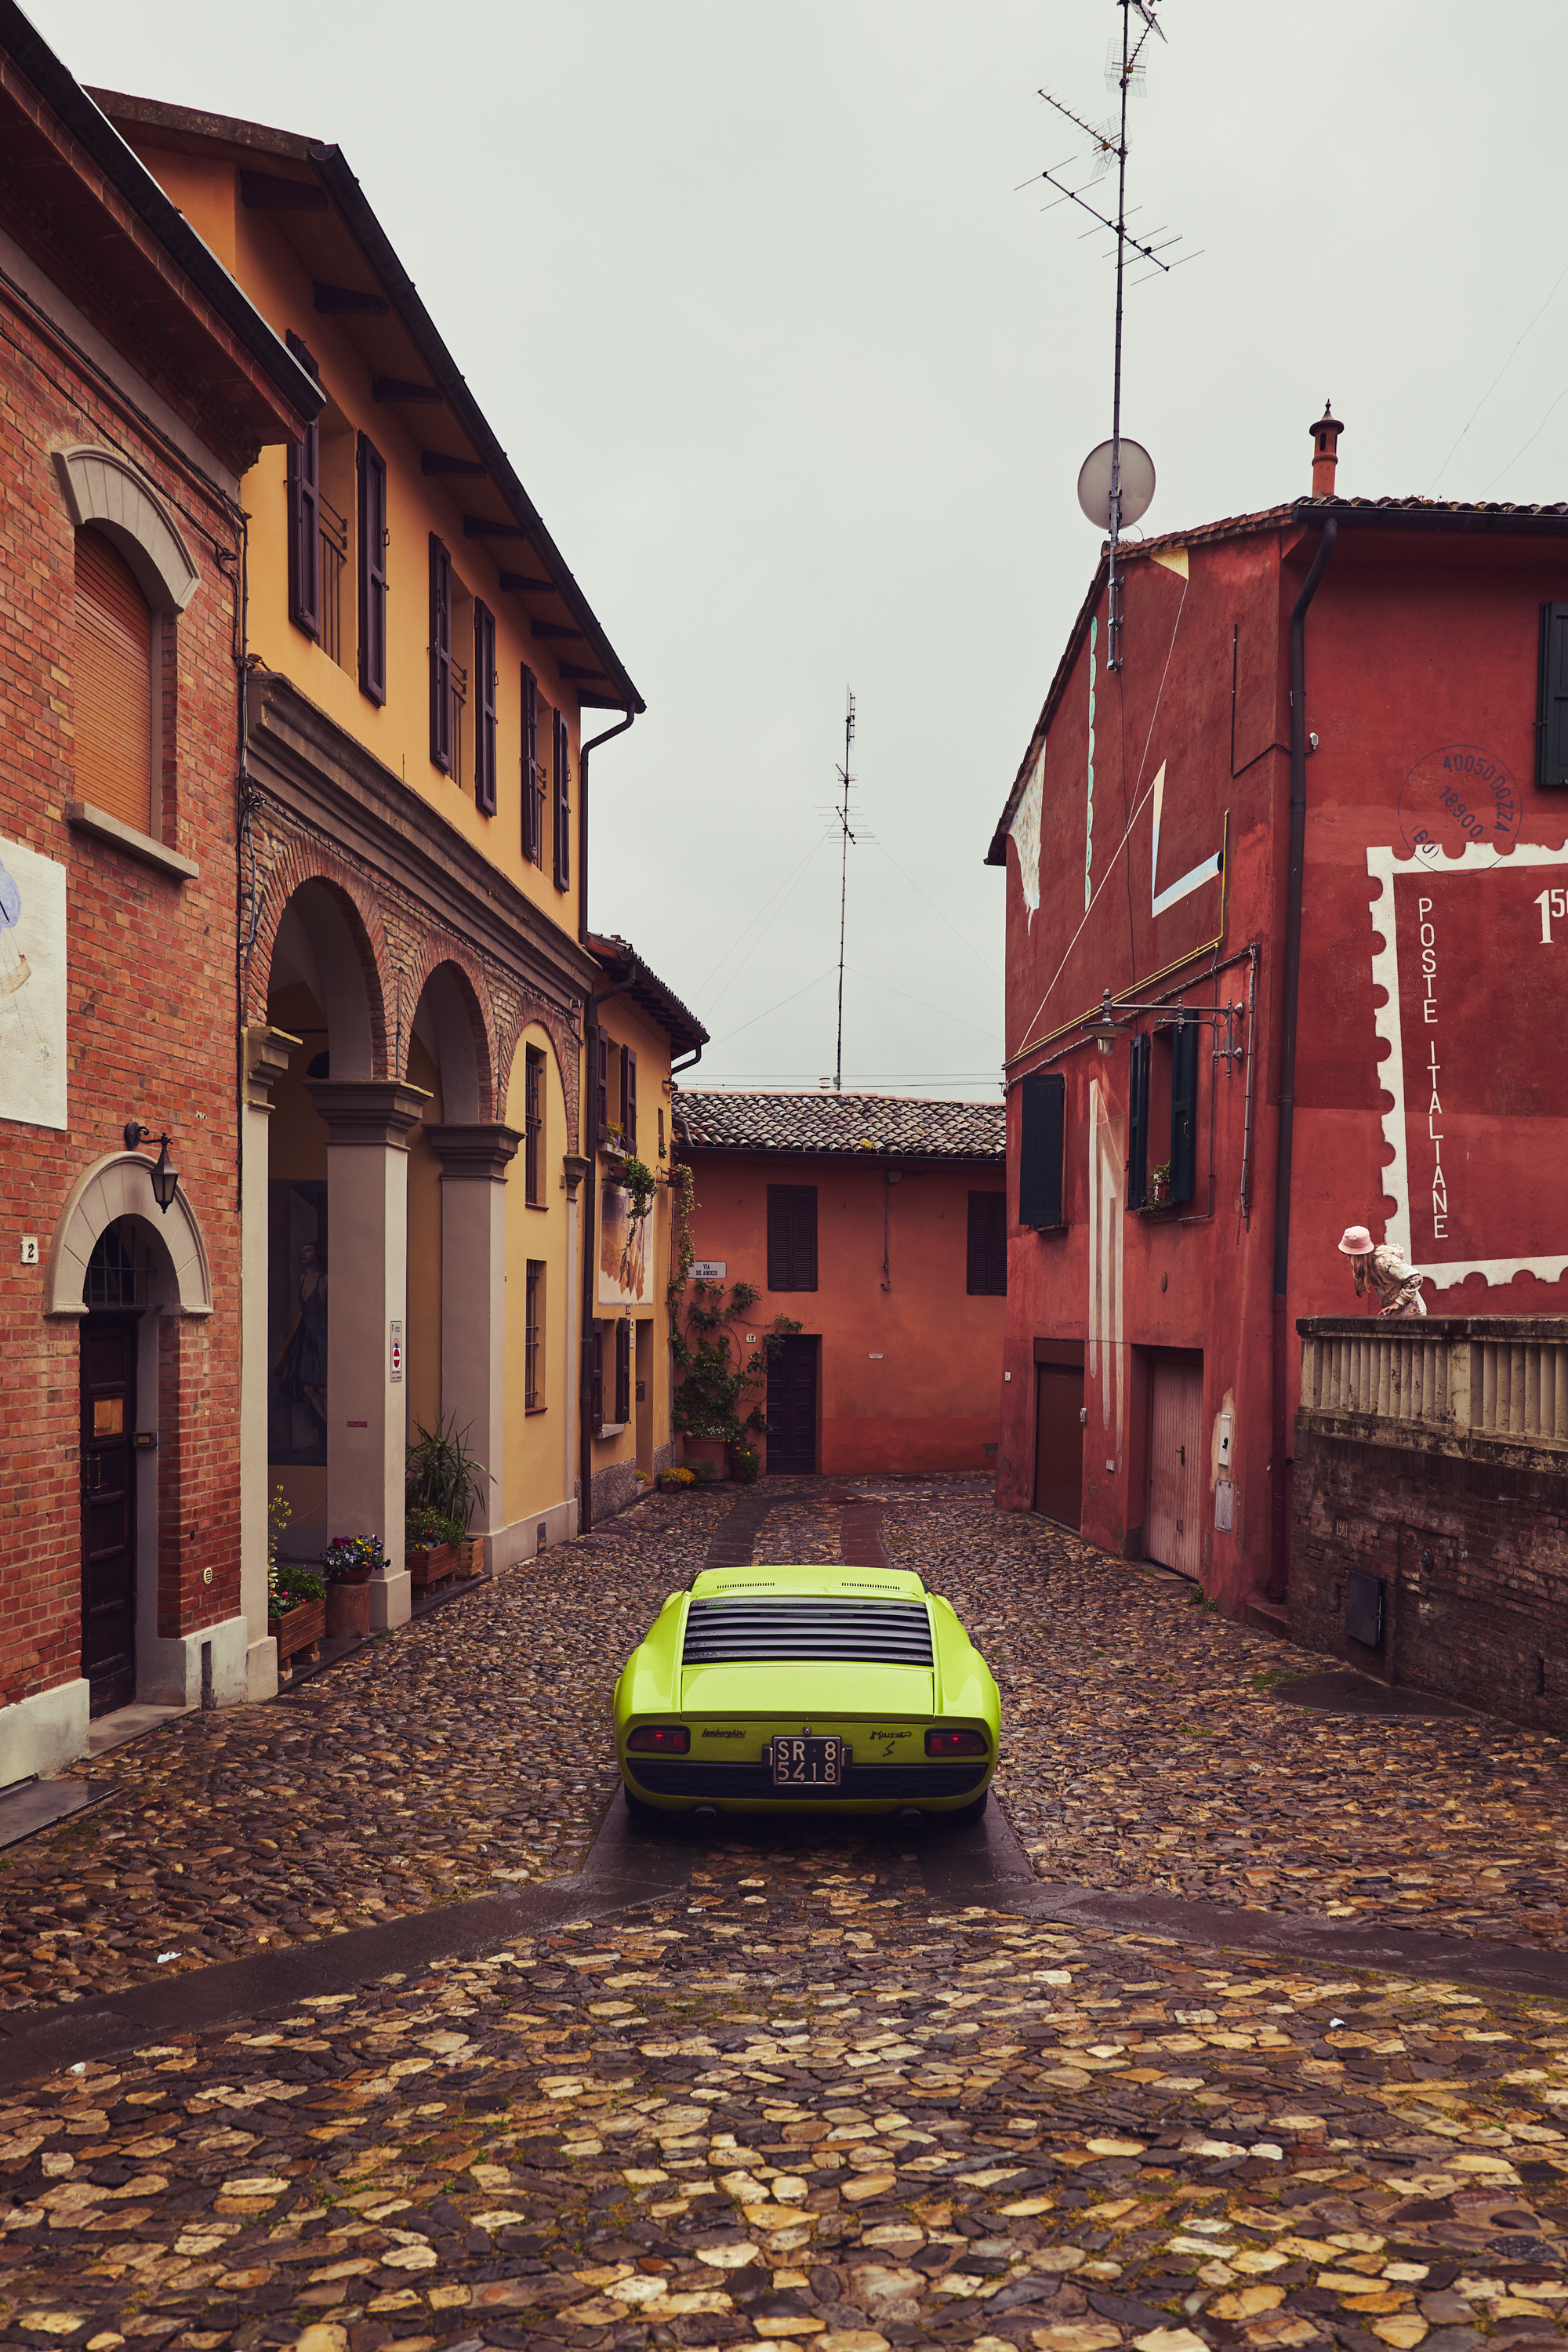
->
[672,1092,1007,1475]
[0,8,315,1780]
[988,413,1568,1616]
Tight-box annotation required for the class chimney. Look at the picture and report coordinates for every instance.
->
[1310,401,1344,499]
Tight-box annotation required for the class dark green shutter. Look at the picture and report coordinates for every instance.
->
[1538,604,1568,788]
[357,435,387,705]
[474,600,497,814]
[521,666,539,860]
[1126,1035,1149,1210]
[1018,1070,1065,1230]
[1170,1016,1198,1203]
[429,537,452,771]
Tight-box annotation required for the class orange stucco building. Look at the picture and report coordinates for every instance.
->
[671,1093,1007,1476]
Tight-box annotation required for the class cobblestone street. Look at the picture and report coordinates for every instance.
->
[2,1478,1566,2352]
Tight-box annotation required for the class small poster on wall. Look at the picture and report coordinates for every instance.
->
[0,832,67,1131]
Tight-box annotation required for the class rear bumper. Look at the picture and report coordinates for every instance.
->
[622,1757,990,1812]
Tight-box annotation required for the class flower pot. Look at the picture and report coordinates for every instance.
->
[729,1446,761,1486]
[325,1578,372,1639]
[268,1596,325,1671]
[409,1541,458,1591]
[683,1436,730,1483]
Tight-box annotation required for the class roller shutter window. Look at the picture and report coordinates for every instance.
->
[767,1185,818,1291]
[1537,603,1568,788]
[1017,1069,1065,1230]
[966,1191,1007,1294]
[1170,1015,1198,1205]
[1125,1034,1150,1212]
[615,1317,631,1424]
[357,433,387,705]
[474,598,497,814]
[74,529,153,836]
[521,666,540,861]
[429,536,452,771]
[553,708,571,891]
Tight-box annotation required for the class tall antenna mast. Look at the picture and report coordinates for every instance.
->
[833,687,855,1093]
[1031,0,1195,671]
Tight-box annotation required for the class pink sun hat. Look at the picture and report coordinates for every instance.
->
[1338,1224,1376,1256]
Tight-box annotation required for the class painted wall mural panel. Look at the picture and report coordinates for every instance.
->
[597,1177,652,1308]
[1367,837,1568,1288]
[0,833,67,1131]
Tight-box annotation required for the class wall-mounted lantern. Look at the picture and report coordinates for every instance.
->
[1086,986,1247,1067]
[123,1120,180,1214]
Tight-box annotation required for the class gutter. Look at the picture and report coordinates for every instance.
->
[1269,516,1338,1605]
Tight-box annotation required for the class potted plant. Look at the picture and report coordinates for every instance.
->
[730,1439,761,1485]
[670,1279,800,1478]
[656,1465,696,1494]
[320,1534,384,1639]
[267,1558,326,1672]
[1150,1161,1171,1207]
[405,1414,492,1581]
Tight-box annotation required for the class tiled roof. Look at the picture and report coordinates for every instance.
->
[587,933,707,1060]
[671,1090,1005,1162]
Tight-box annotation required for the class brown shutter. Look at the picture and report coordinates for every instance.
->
[73,529,152,834]
[521,666,539,860]
[357,434,387,704]
[615,1318,631,1423]
[767,1187,790,1290]
[287,420,320,639]
[624,1047,637,1152]
[474,598,497,813]
[590,1325,604,1434]
[553,709,570,890]
[967,1192,1006,1295]
[793,1186,818,1290]
[428,535,451,770]
[596,1028,609,1146]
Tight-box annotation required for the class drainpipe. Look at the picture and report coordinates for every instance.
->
[578,967,637,1534]
[576,709,637,948]
[1269,514,1338,1603]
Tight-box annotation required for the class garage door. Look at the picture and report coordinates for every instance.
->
[1146,1354,1204,1579]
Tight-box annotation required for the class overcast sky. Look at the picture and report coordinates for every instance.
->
[32,1,1568,1097]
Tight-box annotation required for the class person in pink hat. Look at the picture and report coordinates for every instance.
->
[1338,1223,1427,1318]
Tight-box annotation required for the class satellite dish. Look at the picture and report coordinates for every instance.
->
[1076,437,1156,531]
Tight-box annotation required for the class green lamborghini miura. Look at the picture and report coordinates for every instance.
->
[612,1562,1000,1820]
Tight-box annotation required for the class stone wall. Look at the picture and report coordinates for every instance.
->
[1290,1327,1568,1732]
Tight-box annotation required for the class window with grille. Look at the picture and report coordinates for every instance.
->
[525,1261,545,1410]
[85,1219,147,1308]
[524,1045,545,1204]
[74,528,153,836]
[965,1192,1007,1294]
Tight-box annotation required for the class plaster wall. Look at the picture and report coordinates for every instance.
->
[680,1151,1005,1475]
[502,1024,575,1531]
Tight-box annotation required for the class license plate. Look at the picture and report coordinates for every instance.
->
[770,1735,850,1788]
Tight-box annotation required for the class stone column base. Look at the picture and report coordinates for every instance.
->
[245,1635,279,1703]
[370,1570,412,1630]
[138,1613,249,1709]
[0,1679,90,1787]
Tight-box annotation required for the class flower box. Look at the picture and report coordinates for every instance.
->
[408,1542,458,1592]
[269,1596,325,1671]
[456,1537,485,1579]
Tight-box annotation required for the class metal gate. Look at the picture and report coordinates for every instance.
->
[1146,1353,1204,1579]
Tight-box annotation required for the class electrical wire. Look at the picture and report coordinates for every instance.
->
[704,966,837,1048]
[687,832,830,1000]
[870,843,1000,979]
[1428,255,1568,494]
[844,963,1001,1041]
[1479,376,1568,497]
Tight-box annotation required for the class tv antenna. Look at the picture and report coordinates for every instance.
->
[833,689,855,1093]
[1028,0,1198,671]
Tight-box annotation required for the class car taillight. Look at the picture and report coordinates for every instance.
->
[925,1727,988,1757]
[627,1725,690,1754]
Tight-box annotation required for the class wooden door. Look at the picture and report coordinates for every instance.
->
[80,1312,140,1717]
[766,1334,818,1475]
[1146,1353,1204,1579]
[1033,1363,1083,1529]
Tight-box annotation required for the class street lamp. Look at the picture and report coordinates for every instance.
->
[123,1120,180,1214]
[1087,989,1247,1066]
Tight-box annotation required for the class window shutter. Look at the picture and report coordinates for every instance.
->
[590,1326,604,1435]
[521,666,539,859]
[429,535,452,771]
[1121,1036,1149,1211]
[595,1028,608,1147]
[1018,1070,1065,1230]
[474,599,497,813]
[793,1187,818,1290]
[624,1047,637,1152]
[615,1318,632,1423]
[1170,1015,1199,1204]
[73,529,152,835]
[767,1187,791,1290]
[357,434,387,705]
[553,709,571,890]
[988,1192,1007,1292]
[286,426,320,640]
[1538,604,1568,789]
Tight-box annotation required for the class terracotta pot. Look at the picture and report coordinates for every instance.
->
[268,1596,325,1671]
[683,1436,730,1482]
[325,1578,372,1639]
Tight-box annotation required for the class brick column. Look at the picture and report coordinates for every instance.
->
[426,1123,521,1558]
[307,1079,430,1629]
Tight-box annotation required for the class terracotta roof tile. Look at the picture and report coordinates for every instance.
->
[671,1089,1004,1162]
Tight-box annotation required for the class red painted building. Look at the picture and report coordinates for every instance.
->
[672,1092,1006,1475]
[0,8,315,1781]
[988,412,1568,1615]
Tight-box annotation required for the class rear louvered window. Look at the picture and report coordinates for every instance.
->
[682,1598,933,1667]
[74,529,152,835]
